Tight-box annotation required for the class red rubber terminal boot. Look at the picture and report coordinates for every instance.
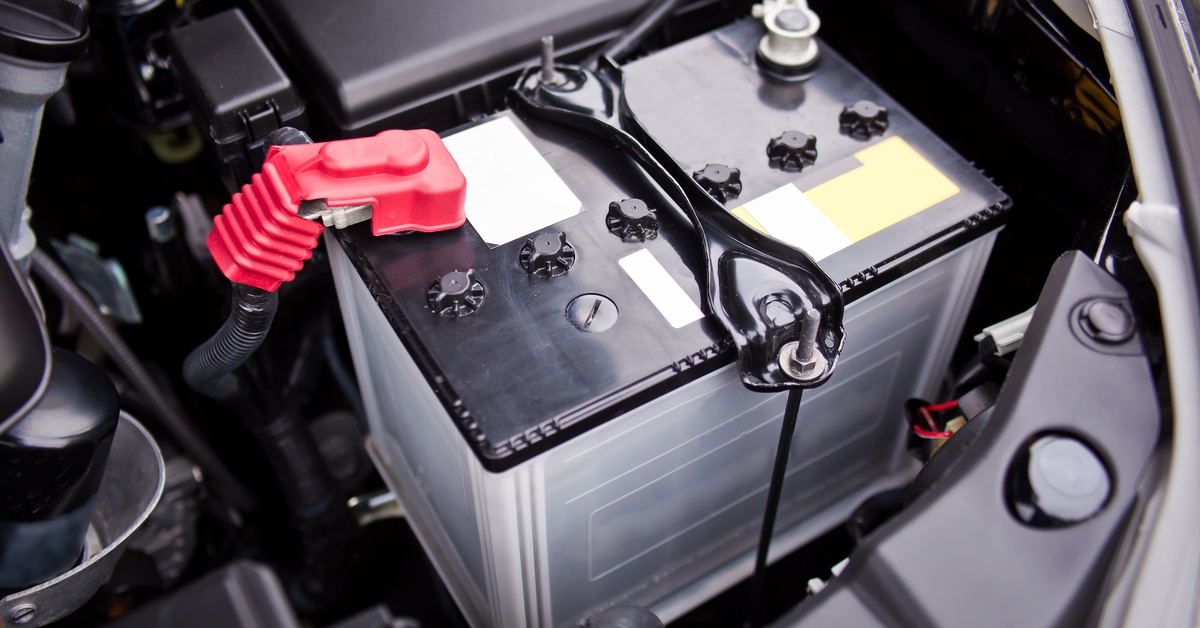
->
[208,129,467,291]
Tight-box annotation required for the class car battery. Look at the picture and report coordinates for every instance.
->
[328,17,1008,628]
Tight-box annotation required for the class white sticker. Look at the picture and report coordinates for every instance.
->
[619,249,704,328]
[741,184,853,261]
[441,116,583,246]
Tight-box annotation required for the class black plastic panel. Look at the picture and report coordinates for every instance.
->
[169,9,303,145]
[107,561,299,628]
[775,252,1160,627]
[251,0,650,132]
[169,9,305,190]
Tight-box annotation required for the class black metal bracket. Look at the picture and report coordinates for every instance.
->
[510,60,845,391]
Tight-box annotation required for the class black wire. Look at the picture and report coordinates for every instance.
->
[745,387,804,628]
[589,0,684,66]
[182,283,278,402]
[30,248,257,511]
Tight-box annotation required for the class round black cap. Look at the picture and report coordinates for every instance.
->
[839,100,890,140]
[692,164,743,204]
[427,269,485,318]
[520,232,576,277]
[606,199,660,242]
[0,0,89,64]
[766,131,818,171]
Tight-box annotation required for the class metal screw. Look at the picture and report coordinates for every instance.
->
[11,604,37,624]
[540,36,565,86]
[779,308,826,381]
[566,294,619,333]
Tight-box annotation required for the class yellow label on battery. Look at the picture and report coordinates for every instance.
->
[732,136,960,261]
[803,136,960,242]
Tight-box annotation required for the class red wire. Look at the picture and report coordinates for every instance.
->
[910,400,961,439]
[912,424,955,439]
[924,400,960,413]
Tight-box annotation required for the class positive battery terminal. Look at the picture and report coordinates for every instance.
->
[207,129,467,291]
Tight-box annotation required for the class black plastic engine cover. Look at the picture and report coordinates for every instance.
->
[250,0,650,133]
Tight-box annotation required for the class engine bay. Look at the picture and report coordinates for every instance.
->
[0,0,1178,626]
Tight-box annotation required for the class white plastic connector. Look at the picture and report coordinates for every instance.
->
[974,306,1037,357]
[10,207,36,269]
[831,557,850,577]
[753,0,821,69]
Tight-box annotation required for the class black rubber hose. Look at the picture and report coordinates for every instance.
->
[183,126,310,405]
[183,283,278,402]
[249,406,338,518]
[251,404,357,610]
[594,0,684,65]
[30,248,256,511]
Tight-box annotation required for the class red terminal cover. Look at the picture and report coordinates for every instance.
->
[208,129,467,291]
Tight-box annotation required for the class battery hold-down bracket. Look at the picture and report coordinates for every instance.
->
[207,130,468,291]
[511,55,845,391]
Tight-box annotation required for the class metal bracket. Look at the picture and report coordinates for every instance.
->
[510,58,845,390]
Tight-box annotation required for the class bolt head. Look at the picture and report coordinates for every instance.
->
[566,294,619,332]
[11,604,37,625]
[778,340,827,381]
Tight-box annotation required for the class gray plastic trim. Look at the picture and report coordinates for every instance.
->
[1086,0,1200,625]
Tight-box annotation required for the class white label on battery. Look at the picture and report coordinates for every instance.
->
[441,116,583,247]
[619,249,704,328]
[740,184,853,261]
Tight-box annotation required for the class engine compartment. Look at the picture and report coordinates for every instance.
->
[0,0,1171,625]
